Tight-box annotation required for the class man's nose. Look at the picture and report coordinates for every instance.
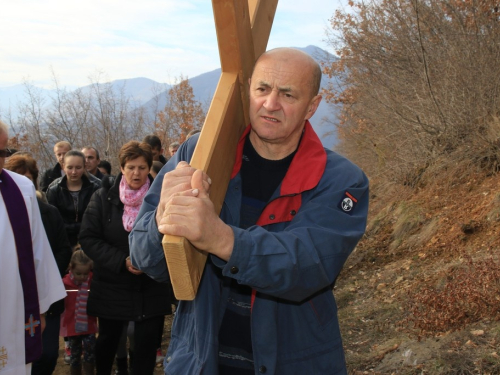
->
[263,91,280,112]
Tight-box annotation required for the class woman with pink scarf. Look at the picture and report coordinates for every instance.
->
[79,141,173,375]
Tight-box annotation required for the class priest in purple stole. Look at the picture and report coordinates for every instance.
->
[0,120,66,375]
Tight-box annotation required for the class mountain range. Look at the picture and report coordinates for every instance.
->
[0,46,339,148]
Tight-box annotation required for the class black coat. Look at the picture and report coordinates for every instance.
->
[40,162,63,192]
[38,198,72,315]
[79,174,172,321]
[46,174,100,246]
[93,168,105,180]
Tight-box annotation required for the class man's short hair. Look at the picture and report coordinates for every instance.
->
[169,142,180,151]
[54,141,72,150]
[97,160,112,175]
[253,48,322,97]
[143,135,162,150]
[81,146,100,160]
[310,60,322,97]
[151,160,164,175]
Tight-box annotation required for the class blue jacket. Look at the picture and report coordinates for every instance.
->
[129,122,369,374]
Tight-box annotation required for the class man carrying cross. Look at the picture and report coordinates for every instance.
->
[130,48,369,374]
[0,120,66,375]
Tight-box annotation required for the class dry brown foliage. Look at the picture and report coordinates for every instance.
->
[404,255,500,336]
[154,75,205,148]
[323,0,500,184]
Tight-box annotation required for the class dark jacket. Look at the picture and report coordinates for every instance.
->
[79,174,172,321]
[92,168,105,180]
[46,174,100,246]
[40,162,63,192]
[159,154,168,165]
[130,123,369,374]
[38,198,72,315]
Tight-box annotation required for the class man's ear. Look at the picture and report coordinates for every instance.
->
[305,95,322,120]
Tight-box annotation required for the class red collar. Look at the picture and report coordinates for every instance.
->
[231,121,327,194]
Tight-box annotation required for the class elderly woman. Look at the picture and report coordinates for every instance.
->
[5,152,72,374]
[79,141,173,375]
[46,150,100,247]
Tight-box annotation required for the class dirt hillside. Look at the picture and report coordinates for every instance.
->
[338,170,500,374]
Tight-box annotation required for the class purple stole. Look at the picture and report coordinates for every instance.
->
[0,170,42,363]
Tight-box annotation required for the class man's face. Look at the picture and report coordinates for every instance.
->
[169,146,178,157]
[0,132,8,172]
[151,146,163,161]
[54,145,71,168]
[82,148,100,174]
[248,52,321,157]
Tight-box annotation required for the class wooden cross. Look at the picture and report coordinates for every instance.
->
[162,0,279,300]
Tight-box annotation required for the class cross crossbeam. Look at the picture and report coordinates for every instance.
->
[162,0,278,300]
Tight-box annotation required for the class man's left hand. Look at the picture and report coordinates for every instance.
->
[158,169,234,261]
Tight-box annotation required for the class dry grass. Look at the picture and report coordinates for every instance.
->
[338,166,500,374]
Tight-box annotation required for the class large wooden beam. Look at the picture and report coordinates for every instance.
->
[162,0,278,300]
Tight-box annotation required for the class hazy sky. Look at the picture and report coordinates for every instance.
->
[0,0,342,88]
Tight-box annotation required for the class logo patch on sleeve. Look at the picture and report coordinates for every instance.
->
[338,191,358,214]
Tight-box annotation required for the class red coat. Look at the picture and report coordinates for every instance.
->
[60,272,98,337]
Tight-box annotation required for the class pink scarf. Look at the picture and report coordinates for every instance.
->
[119,176,150,232]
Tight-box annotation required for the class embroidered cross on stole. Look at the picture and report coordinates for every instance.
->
[0,170,42,363]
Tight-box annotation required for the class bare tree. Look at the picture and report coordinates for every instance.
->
[324,0,500,183]
[9,72,153,173]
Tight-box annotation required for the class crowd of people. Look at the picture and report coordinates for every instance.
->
[1,47,369,375]
[0,125,182,375]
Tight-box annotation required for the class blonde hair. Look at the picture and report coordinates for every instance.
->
[54,141,71,150]
[70,249,93,269]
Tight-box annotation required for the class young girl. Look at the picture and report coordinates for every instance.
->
[61,250,98,375]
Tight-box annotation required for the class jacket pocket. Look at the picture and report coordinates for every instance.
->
[307,290,337,326]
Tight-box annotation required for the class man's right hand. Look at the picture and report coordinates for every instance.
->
[155,161,211,229]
